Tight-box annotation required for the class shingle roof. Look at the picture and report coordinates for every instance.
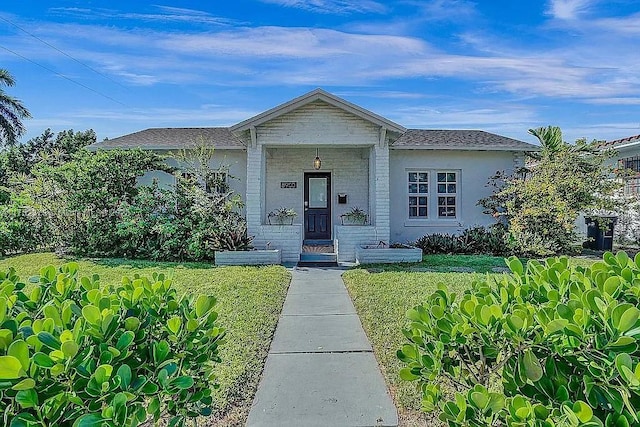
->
[88,127,245,151]
[596,134,640,149]
[392,129,537,151]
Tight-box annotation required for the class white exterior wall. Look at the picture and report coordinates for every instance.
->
[264,147,369,228]
[256,100,380,146]
[136,149,247,199]
[389,149,519,243]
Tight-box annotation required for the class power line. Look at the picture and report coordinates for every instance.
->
[0,44,127,106]
[0,15,127,89]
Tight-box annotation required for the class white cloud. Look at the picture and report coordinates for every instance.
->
[392,105,538,128]
[48,6,241,26]
[546,0,594,20]
[24,105,260,142]
[587,97,640,105]
[259,0,387,14]
[4,6,640,112]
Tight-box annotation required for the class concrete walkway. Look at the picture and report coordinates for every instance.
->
[246,267,398,427]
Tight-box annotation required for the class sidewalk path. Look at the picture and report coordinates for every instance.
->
[246,267,398,427]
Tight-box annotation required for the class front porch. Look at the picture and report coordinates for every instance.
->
[228,89,406,263]
[246,145,391,264]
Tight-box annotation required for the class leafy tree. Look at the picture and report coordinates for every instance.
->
[116,141,251,261]
[26,149,171,256]
[3,128,96,177]
[0,69,31,146]
[479,126,622,256]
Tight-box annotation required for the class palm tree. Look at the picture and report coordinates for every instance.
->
[528,125,595,161]
[0,69,31,147]
[528,126,564,155]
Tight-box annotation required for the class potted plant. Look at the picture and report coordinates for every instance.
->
[267,207,298,225]
[341,206,368,225]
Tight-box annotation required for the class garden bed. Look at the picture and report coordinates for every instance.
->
[355,244,422,264]
[214,249,281,266]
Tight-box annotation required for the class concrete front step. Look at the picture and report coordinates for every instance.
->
[299,252,337,264]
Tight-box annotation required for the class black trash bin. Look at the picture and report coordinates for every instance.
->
[584,216,617,251]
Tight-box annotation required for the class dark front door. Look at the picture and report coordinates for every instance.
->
[304,172,331,240]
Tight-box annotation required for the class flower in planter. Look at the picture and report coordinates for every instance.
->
[268,207,298,224]
[341,206,368,225]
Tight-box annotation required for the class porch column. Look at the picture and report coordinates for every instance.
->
[246,144,264,236]
[372,143,390,243]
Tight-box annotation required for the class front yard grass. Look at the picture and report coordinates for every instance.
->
[343,268,480,426]
[0,252,291,426]
[343,254,599,426]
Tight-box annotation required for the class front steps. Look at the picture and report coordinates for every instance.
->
[299,240,338,266]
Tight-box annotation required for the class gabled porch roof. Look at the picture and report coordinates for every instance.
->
[230,88,407,135]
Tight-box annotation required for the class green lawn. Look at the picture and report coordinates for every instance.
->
[342,254,599,426]
[0,252,291,426]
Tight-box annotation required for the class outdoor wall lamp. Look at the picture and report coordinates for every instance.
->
[313,148,322,170]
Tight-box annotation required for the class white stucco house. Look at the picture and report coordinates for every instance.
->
[90,89,536,263]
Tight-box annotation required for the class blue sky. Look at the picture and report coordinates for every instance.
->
[1,0,639,144]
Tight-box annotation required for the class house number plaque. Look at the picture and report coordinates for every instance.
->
[280,181,297,189]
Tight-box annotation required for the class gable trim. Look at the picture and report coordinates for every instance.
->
[230,88,406,134]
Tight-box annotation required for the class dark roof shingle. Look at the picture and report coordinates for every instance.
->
[89,128,245,150]
[392,129,537,151]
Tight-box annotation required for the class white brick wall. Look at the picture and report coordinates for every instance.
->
[214,249,281,266]
[257,100,380,146]
[335,225,386,262]
[246,145,264,235]
[264,147,370,227]
[372,144,390,242]
[252,225,303,263]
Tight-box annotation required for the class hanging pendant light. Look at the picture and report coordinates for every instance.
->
[313,147,322,170]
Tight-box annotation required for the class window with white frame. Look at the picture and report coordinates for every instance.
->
[437,172,457,218]
[408,171,429,218]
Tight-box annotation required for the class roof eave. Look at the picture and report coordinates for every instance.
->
[606,140,640,150]
[87,144,246,151]
[390,145,539,151]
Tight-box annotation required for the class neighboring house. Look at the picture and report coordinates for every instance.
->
[599,134,640,195]
[594,134,640,245]
[89,89,536,263]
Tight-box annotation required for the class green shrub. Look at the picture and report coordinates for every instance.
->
[115,180,252,261]
[0,200,43,256]
[414,226,508,256]
[398,251,640,426]
[0,263,224,426]
[479,127,622,257]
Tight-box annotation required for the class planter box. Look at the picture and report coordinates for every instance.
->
[214,249,281,266]
[355,245,422,264]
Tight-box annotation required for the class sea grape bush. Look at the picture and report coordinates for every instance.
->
[399,251,640,426]
[0,263,225,427]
